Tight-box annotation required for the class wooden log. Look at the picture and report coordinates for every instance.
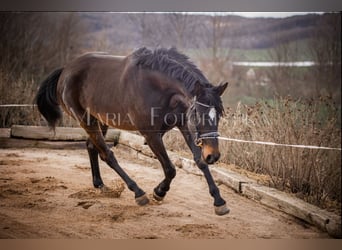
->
[0,128,11,138]
[211,167,255,193]
[241,183,341,238]
[119,131,146,146]
[178,157,202,176]
[10,125,120,143]
[0,137,85,149]
[11,125,85,140]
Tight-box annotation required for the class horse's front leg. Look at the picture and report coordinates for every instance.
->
[143,133,176,201]
[179,126,230,215]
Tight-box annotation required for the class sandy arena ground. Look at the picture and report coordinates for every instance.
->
[0,145,330,239]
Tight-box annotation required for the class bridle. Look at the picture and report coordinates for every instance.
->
[191,100,220,147]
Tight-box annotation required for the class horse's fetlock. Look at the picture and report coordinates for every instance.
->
[127,181,138,192]
[154,186,166,197]
[166,167,176,179]
[209,186,220,197]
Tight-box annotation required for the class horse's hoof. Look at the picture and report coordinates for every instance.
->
[214,204,230,216]
[100,185,110,192]
[135,194,149,206]
[152,190,164,201]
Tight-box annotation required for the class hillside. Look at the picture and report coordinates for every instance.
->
[78,12,331,50]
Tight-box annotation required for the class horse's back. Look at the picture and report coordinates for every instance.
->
[65,52,126,73]
[57,52,129,116]
[77,52,126,61]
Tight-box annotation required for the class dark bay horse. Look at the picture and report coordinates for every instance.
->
[36,47,229,215]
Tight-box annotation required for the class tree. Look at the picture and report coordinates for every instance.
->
[0,13,48,78]
[266,35,299,96]
[127,13,162,47]
[309,13,341,100]
[0,12,86,127]
[166,12,191,49]
[54,13,85,65]
[196,13,233,83]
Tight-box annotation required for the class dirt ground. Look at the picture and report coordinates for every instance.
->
[0,145,330,239]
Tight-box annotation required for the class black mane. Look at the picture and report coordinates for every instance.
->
[132,47,224,116]
[132,47,212,94]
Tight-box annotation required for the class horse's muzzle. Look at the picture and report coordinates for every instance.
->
[202,146,221,164]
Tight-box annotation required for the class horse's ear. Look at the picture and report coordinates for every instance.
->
[214,82,228,96]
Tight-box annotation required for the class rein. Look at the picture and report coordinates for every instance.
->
[192,100,220,147]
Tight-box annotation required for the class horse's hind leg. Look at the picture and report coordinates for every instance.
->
[82,120,149,206]
[86,124,108,188]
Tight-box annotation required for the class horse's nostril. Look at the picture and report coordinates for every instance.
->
[205,153,220,164]
[206,154,215,164]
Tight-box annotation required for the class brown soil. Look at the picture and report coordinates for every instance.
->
[0,145,330,239]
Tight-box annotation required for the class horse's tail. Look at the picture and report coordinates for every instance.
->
[35,68,64,129]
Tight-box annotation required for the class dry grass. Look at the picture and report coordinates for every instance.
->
[0,72,39,127]
[0,71,81,128]
[219,96,341,211]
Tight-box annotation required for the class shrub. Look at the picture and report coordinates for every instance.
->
[219,96,341,209]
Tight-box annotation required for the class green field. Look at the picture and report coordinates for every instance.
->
[186,39,315,62]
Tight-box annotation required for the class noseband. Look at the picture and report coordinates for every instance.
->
[192,100,220,147]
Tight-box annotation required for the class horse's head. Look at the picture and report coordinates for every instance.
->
[187,82,228,164]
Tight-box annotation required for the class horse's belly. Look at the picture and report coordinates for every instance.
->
[95,112,138,131]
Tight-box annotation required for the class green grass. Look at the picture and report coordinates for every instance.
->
[186,38,315,62]
[233,39,315,62]
[231,49,270,61]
